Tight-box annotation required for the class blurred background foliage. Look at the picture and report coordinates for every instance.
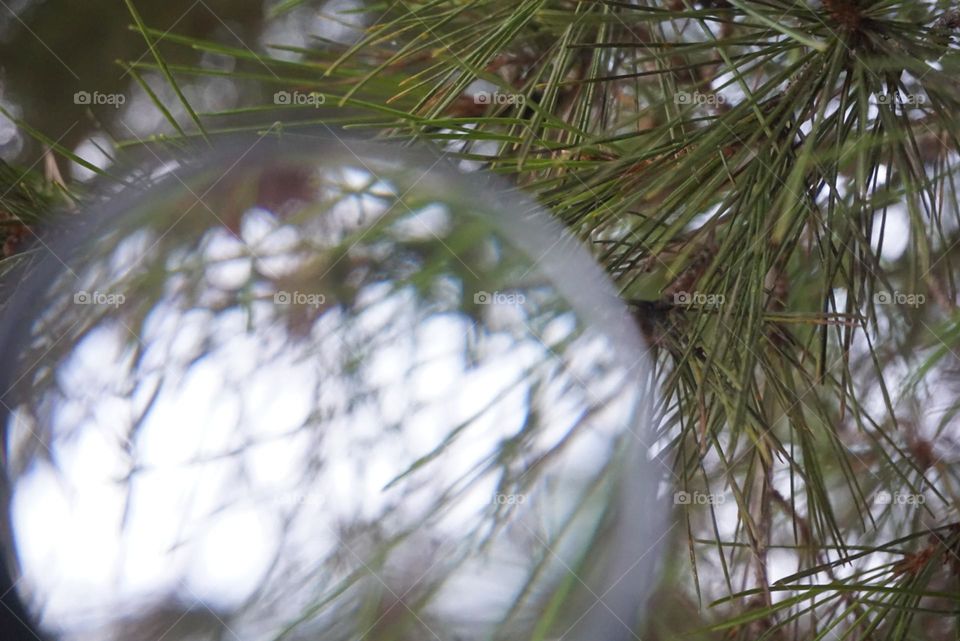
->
[4,0,960,639]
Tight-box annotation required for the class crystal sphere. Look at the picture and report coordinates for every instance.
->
[0,136,661,641]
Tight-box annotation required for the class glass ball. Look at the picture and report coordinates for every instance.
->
[0,136,661,641]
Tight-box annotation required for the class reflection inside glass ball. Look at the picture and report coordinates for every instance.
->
[1,140,658,641]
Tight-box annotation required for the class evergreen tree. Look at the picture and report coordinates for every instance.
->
[4,1,960,639]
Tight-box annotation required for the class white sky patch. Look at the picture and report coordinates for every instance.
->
[871,206,910,261]
[72,134,114,183]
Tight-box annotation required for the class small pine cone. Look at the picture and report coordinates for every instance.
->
[822,0,863,31]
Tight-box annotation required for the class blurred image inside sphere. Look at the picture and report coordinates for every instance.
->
[0,137,661,641]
